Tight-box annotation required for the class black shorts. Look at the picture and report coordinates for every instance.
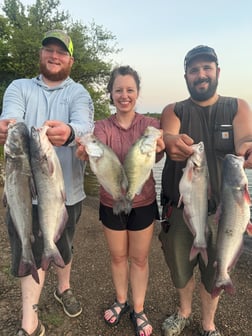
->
[99,200,160,231]
[6,201,82,277]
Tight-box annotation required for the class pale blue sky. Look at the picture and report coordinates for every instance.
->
[2,0,252,113]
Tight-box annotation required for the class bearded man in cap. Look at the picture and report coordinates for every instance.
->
[159,45,252,336]
[0,30,94,335]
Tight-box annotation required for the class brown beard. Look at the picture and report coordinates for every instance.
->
[39,60,71,82]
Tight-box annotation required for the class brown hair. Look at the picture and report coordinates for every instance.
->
[107,65,141,104]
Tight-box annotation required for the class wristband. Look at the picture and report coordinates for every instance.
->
[63,124,75,146]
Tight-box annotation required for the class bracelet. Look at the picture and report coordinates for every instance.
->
[63,124,75,146]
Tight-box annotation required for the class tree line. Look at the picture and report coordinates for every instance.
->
[0,0,121,120]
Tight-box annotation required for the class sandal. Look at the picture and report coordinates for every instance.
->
[130,310,153,336]
[104,299,130,326]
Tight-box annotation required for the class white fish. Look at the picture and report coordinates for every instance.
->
[79,133,128,214]
[30,126,68,271]
[4,122,39,283]
[178,141,209,266]
[212,154,252,298]
[123,126,162,214]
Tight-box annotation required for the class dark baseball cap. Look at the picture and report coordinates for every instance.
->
[42,29,74,56]
[184,45,218,71]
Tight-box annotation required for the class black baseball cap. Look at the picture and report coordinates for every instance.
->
[184,45,218,71]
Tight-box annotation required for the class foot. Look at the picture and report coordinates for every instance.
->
[161,311,191,336]
[16,320,45,336]
[130,310,153,336]
[199,327,222,336]
[104,299,130,326]
[54,288,82,317]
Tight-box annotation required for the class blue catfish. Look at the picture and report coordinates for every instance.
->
[178,141,209,266]
[212,154,252,298]
[4,122,39,283]
[30,126,68,271]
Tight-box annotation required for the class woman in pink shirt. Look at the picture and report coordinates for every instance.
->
[77,65,164,336]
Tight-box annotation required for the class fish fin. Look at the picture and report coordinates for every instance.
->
[2,191,7,207]
[244,184,251,205]
[112,196,128,215]
[18,258,40,284]
[211,277,235,298]
[189,246,208,266]
[54,209,68,243]
[177,195,183,208]
[41,246,65,271]
[47,157,55,175]
[246,221,252,236]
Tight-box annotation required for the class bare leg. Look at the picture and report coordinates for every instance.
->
[103,226,129,323]
[200,282,220,331]
[55,260,72,293]
[177,276,195,318]
[21,268,45,334]
[129,223,154,336]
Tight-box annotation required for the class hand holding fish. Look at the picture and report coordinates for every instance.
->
[164,133,194,161]
[75,139,89,161]
[156,132,165,153]
[0,119,16,144]
[243,147,252,169]
[44,120,72,146]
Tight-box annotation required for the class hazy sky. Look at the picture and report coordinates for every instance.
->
[2,0,252,113]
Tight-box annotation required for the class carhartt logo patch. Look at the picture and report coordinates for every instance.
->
[222,131,229,139]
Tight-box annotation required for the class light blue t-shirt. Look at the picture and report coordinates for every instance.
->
[1,75,94,205]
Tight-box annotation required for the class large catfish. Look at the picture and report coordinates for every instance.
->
[3,122,39,283]
[212,154,252,298]
[30,126,68,271]
[178,141,209,266]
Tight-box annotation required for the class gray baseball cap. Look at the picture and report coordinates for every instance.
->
[184,45,218,71]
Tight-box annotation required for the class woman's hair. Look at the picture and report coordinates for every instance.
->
[107,65,141,105]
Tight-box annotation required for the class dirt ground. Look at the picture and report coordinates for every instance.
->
[0,193,252,336]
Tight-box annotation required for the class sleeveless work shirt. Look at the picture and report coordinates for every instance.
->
[161,96,238,213]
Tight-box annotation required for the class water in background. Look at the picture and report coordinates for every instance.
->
[84,156,252,254]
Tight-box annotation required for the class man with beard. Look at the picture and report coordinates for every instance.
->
[159,45,252,336]
[0,30,94,336]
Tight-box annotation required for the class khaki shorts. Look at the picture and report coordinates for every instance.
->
[159,206,218,293]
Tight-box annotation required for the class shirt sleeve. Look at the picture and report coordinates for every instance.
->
[1,80,27,121]
[67,84,95,146]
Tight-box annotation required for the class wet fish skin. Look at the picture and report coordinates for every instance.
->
[4,122,39,283]
[123,126,162,214]
[79,133,128,214]
[212,154,252,298]
[178,141,209,266]
[30,126,68,271]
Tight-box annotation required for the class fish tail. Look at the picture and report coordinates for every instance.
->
[189,246,208,266]
[211,278,235,298]
[18,258,40,284]
[113,197,132,215]
[41,247,65,271]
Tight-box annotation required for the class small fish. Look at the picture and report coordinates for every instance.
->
[212,154,252,298]
[178,141,209,266]
[123,126,162,214]
[79,133,128,214]
[3,122,39,283]
[30,126,68,271]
